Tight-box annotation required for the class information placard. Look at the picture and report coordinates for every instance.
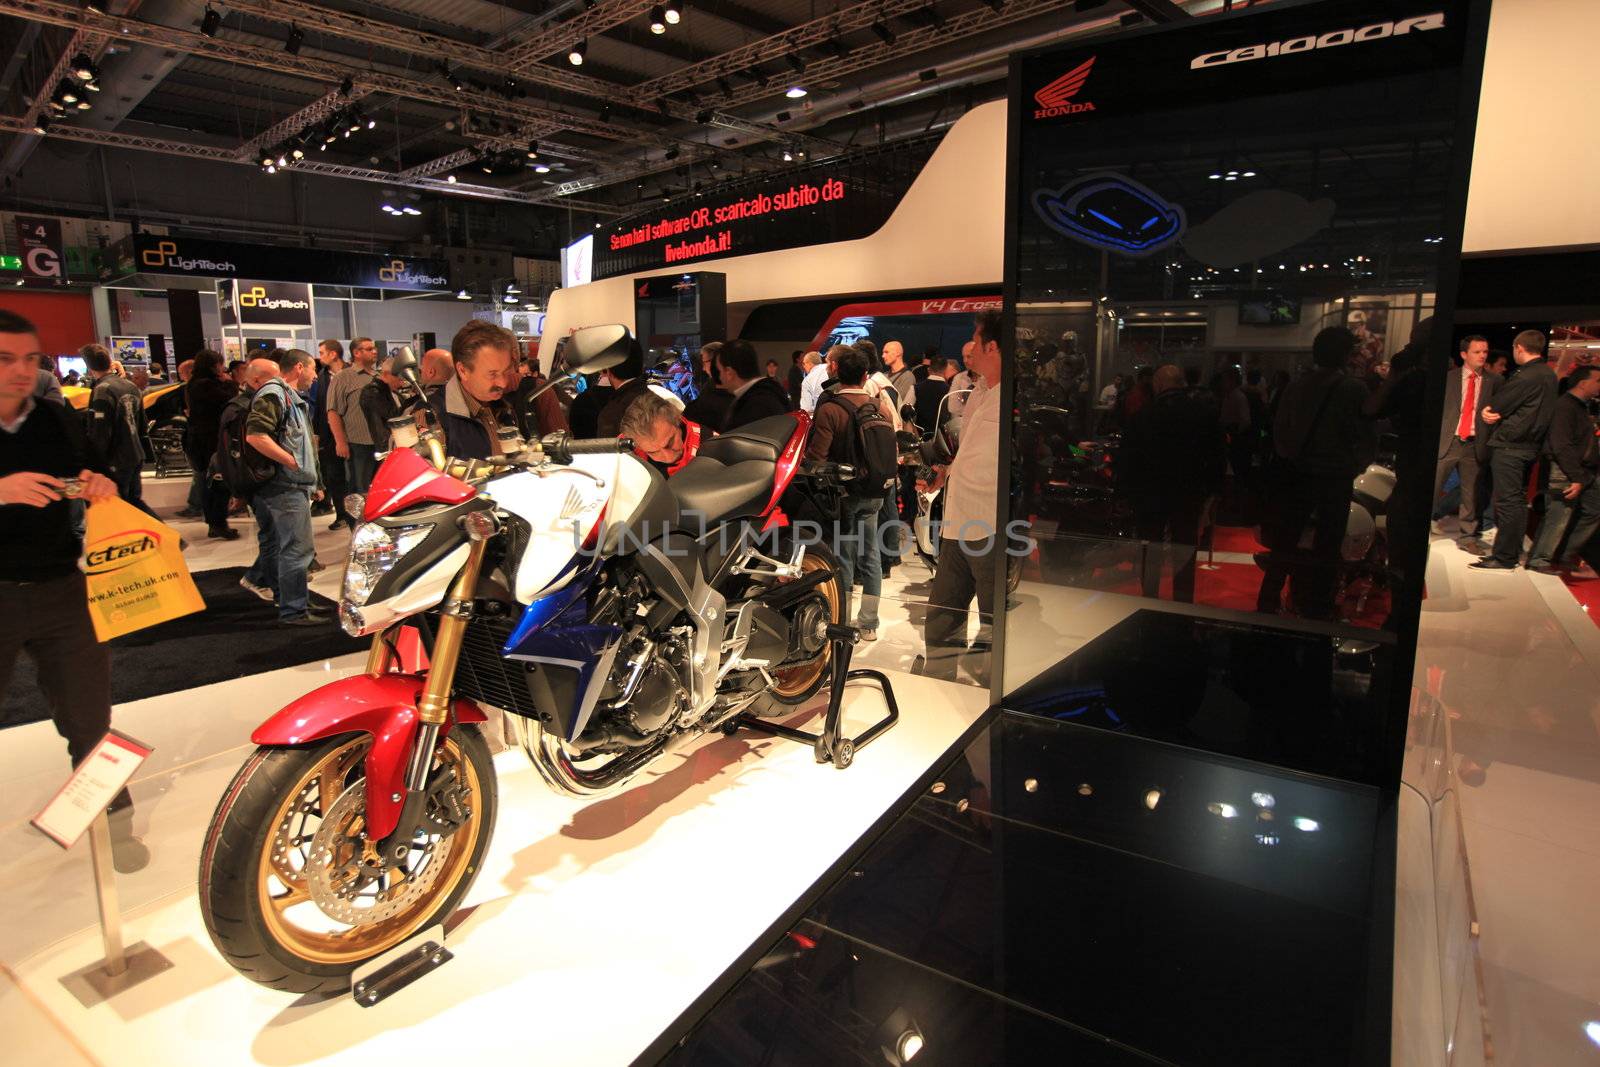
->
[31,731,152,848]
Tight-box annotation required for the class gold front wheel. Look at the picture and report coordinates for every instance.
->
[199,727,498,994]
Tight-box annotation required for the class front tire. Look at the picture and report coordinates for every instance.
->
[198,725,498,995]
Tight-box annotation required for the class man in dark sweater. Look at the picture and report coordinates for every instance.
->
[1473,330,1559,570]
[0,310,121,774]
[718,338,793,431]
[82,343,155,517]
[1526,364,1600,573]
[806,344,884,638]
[1256,327,1375,617]
[184,348,240,539]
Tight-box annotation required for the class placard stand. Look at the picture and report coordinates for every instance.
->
[58,812,173,1007]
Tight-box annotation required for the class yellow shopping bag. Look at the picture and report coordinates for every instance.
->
[81,496,206,641]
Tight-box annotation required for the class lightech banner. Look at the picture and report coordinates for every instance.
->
[220,279,314,328]
[115,234,451,291]
[14,215,65,281]
[594,163,903,280]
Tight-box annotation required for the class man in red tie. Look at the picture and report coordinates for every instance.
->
[1434,335,1498,552]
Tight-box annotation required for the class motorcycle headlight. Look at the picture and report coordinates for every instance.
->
[342,522,433,612]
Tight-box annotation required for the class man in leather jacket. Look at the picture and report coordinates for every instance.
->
[1526,364,1600,573]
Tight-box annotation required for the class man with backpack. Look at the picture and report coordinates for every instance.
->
[806,345,899,641]
[236,351,326,626]
[82,343,157,517]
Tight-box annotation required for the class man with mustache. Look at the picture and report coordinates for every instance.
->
[428,320,517,460]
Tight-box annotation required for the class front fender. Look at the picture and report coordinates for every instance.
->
[251,672,488,839]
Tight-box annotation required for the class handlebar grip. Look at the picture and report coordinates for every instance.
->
[540,432,634,463]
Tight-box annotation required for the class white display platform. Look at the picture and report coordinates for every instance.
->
[7,669,986,1067]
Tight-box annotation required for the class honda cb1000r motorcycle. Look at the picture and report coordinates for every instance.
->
[199,326,847,994]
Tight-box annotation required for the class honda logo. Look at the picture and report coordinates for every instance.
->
[1033,56,1097,119]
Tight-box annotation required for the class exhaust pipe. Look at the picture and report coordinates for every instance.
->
[512,716,675,797]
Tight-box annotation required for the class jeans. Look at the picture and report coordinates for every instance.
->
[346,444,377,494]
[1134,492,1207,603]
[1527,480,1600,568]
[924,536,1002,683]
[1487,448,1538,566]
[0,574,112,767]
[833,496,883,632]
[245,485,315,619]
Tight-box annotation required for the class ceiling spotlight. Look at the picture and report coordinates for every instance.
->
[715,76,733,98]
[291,147,305,159]
[339,76,354,96]
[785,53,806,74]
[694,109,712,124]
[664,146,680,161]
[71,53,97,80]
[663,0,682,24]
[568,39,586,66]
[60,88,79,104]
[649,4,667,33]
[276,154,289,167]
[32,115,51,135]
[534,163,551,173]
[402,206,422,216]
[381,203,397,213]
[1241,170,1256,177]
[265,163,277,174]
[285,25,304,55]
[199,4,221,37]
[366,116,376,129]
[526,140,539,159]
[446,174,457,183]
[481,159,495,173]
[262,154,275,167]
[76,98,92,110]
[445,68,464,92]
[83,78,101,92]
[871,20,895,44]
[782,148,793,162]
[503,293,518,303]
[455,289,470,300]
[785,85,807,99]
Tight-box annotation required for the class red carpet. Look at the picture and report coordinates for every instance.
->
[1561,572,1600,628]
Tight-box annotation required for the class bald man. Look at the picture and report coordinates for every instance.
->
[421,348,454,387]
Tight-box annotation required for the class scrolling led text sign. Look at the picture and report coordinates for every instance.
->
[609,178,848,266]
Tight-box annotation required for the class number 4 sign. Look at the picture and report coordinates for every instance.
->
[14,215,65,281]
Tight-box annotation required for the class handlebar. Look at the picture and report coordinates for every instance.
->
[539,432,636,464]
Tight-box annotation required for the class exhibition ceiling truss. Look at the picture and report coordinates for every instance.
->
[0,0,1196,225]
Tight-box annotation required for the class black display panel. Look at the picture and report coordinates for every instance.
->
[593,158,908,280]
[999,0,1488,790]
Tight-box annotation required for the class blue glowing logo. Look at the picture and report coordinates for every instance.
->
[1032,173,1185,256]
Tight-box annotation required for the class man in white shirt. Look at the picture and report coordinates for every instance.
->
[799,352,833,414]
[923,311,1004,686]
[1434,334,1498,549]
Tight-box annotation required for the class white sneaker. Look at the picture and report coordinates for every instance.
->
[239,576,276,602]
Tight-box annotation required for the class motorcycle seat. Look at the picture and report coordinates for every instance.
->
[669,457,775,526]
[696,414,797,466]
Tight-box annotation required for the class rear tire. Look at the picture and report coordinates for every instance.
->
[198,725,498,995]
[747,540,844,719]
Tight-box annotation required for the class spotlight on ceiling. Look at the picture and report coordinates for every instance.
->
[526,140,539,159]
[664,146,680,160]
[291,147,304,159]
[568,39,586,66]
[83,78,101,92]
[71,53,97,80]
[782,147,793,162]
[276,154,288,167]
[649,4,667,33]
[402,206,421,216]
[871,20,895,44]
[76,99,91,110]
[261,154,275,167]
[60,88,79,104]
[785,85,807,99]
[199,4,220,37]
[32,115,51,135]
[381,203,397,214]
[455,289,470,300]
[446,174,457,183]
[663,0,682,24]
[284,25,304,55]
[534,163,551,173]
[695,109,713,124]
[339,76,354,96]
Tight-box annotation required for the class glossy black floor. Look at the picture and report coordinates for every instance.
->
[658,711,1394,1066]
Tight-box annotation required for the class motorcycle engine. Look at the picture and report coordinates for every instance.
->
[575,627,691,753]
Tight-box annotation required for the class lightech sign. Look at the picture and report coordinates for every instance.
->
[140,238,238,274]
[220,279,315,328]
[118,234,451,291]
[1190,13,1446,68]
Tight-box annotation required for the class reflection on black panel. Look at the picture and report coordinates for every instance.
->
[1002,0,1485,786]
[1007,609,1391,787]
[668,713,1389,1066]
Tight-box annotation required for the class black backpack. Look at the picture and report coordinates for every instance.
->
[215,390,276,498]
[821,392,898,498]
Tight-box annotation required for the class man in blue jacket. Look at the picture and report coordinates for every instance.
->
[427,320,517,460]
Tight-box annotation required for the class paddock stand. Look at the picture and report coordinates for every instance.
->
[737,623,899,769]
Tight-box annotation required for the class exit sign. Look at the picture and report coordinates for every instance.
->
[0,254,20,271]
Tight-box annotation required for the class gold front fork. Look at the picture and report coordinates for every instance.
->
[416,537,489,727]
[365,628,395,677]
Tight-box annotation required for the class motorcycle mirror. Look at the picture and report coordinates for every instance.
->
[566,324,634,375]
[900,403,917,423]
[390,347,424,391]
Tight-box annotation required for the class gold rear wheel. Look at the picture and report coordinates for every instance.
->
[766,542,844,703]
